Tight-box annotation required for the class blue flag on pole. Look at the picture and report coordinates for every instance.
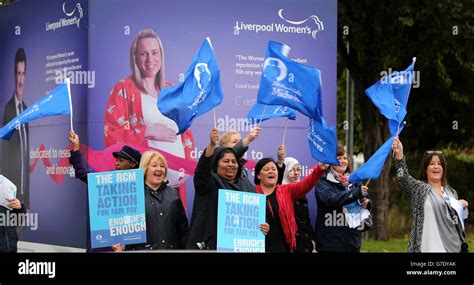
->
[158,38,224,135]
[247,103,296,124]
[307,117,339,165]
[0,79,72,140]
[256,41,322,119]
[349,136,395,183]
[365,58,416,135]
[349,123,405,183]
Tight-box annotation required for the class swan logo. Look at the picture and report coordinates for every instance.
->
[46,2,84,31]
[194,63,211,91]
[187,63,212,110]
[62,2,83,28]
[263,57,287,82]
[277,9,324,39]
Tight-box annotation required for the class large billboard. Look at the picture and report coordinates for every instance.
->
[0,0,336,250]
[88,0,337,221]
[0,0,89,249]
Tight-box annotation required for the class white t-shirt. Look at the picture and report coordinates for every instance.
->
[420,192,446,252]
[141,93,185,158]
[141,93,186,186]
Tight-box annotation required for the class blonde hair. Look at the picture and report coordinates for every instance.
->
[219,131,239,147]
[130,28,166,92]
[139,151,168,180]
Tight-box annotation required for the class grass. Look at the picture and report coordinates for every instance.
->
[361,238,408,252]
[361,234,474,253]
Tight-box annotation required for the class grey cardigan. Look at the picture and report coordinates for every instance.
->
[394,157,458,252]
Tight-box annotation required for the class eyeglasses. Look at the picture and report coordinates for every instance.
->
[426,150,442,154]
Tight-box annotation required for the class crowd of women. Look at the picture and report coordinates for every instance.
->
[76,127,469,253]
[2,28,468,254]
[95,27,472,253]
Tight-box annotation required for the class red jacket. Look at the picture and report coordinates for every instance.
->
[103,77,195,204]
[256,164,324,251]
[103,76,194,159]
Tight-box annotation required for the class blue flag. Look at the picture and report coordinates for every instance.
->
[349,121,405,183]
[0,79,72,140]
[349,136,395,183]
[247,103,296,124]
[158,38,224,135]
[365,58,416,135]
[307,117,339,165]
[256,41,322,119]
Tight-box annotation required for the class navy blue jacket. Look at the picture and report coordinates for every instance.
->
[315,172,371,252]
[69,150,90,183]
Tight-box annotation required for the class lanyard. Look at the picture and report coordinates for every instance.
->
[267,199,275,219]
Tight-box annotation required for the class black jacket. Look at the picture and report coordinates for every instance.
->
[294,197,315,252]
[2,95,30,209]
[276,163,315,252]
[186,147,255,250]
[68,150,90,184]
[128,183,188,250]
[315,172,371,252]
[0,203,26,252]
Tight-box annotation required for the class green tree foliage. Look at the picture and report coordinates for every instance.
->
[338,0,473,239]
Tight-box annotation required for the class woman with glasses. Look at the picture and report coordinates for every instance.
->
[392,137,469,252]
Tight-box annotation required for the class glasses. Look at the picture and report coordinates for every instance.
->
[426,150,443,154]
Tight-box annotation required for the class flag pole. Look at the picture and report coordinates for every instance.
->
[392,121,406,158]
[392,124,400,158]
[213,109,217,130]
[364,179,371,187]
[407,57,416,98]
[258,105,267,128]
[282,118,289,145]
[66,78,73,132]
[392,58,415,158]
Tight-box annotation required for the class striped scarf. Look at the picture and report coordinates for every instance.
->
[329,167,350,187]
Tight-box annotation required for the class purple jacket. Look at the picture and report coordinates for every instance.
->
[69,150,90,183]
